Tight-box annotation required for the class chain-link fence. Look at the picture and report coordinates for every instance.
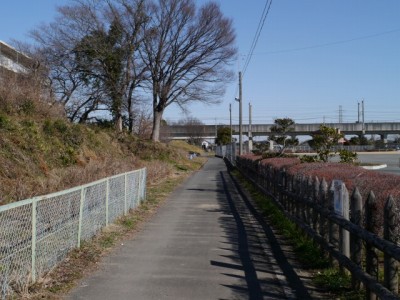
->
[0,168,146,299]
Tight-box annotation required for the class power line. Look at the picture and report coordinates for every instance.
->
[242,0,273,77]
[254,28,400,55]
[242,2,268,74]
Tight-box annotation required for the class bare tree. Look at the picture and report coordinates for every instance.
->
[31,2,104,122]
[133,108,153,139]
[31,0,148,129]
[140,0,236,141]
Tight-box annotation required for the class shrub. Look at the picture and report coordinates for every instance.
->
[338,149,358,163]
[299,155,319,163]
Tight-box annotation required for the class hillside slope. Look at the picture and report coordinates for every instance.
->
[0,114,205,205]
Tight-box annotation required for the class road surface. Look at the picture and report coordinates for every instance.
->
[67,157,324,300]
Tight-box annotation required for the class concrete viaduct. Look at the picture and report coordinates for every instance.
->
[166,122,400,141]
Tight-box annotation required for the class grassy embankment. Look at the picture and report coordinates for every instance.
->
[0,114,208,298]
[0,114,207,204]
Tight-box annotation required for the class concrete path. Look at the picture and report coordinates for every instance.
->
[67,157,318,300]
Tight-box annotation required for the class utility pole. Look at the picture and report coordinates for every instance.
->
[362,99,365,134]
[237,71,243,155]
[229,103,232,142]
[339,105,343,123]
[215,118,217,141]
[248,102,253,152]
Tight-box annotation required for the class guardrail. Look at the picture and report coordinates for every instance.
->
[215,143,237,165]
[0,168,146,298]
[235,157,400,299]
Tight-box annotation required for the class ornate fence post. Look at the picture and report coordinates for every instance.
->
[329,181,339,267]
[279,169,286,207]
[365,191,379,300]
[350,188,362,290]
[288,175,295,216]
[273,169,278,196]
[258,161,263,187]
[286,174,292,214]
[313,177,320,232]
[298,175,306,222]
[319,178,328,242]
[305,175,313,227]
[266,166,271,191]
[339,184,350,272]
[294,175,301,219]
[262,164,267,191]
[264,165,268,191]
[384,196,398,294]
[277,169,282,201]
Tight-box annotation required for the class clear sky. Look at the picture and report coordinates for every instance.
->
[1,0,399,126]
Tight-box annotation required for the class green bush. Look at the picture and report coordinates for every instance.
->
[300,155,319,163]
[53,119,68,133]
[0,114,11,129]
[20,99,36,115]
[338,149,358,163]
[42,119,55,135]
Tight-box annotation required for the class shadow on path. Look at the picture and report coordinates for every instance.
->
[207,169,314,299]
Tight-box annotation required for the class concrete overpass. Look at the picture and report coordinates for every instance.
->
[166,122,400,141]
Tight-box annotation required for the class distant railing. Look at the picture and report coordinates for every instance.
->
[215,143,237,165]
[290,144,376,152]
[235,157,400,299]
[0,168,146,299]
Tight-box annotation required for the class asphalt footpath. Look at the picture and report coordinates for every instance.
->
[67,157,319,300]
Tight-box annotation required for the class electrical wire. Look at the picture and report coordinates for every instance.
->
[254,28,400,55]
[242,0,273,77]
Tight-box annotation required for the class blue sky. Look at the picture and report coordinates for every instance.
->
[1,0,399,126]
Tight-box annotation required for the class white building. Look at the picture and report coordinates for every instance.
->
[0,41,32,75]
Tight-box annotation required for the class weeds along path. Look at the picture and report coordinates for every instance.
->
[66,157,327,299]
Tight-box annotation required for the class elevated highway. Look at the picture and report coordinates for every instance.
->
[166,122,400,140]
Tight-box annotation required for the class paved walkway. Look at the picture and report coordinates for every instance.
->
[67,158,320,300]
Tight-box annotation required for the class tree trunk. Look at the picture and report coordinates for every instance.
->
[128,112,134,134]
[115,114,123,132]
[151,109,163,142]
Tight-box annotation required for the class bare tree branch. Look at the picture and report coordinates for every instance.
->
[140,0,237,141]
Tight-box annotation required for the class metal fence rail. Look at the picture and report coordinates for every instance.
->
[215,143,237,165]
[0,168,146,298]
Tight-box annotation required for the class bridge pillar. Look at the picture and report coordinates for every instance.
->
[380,133,388,144]
[248,135,253,153]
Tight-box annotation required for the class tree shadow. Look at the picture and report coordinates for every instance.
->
[207,169,317,299]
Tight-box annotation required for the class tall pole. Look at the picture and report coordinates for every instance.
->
[215,117,217,140]
[239,71,243,155]
[229,103,232,142]
[248,102,253,152]
[362,99,365,134]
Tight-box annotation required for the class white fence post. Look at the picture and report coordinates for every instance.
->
[31,199,37,283]
[124,174,128,215]
[106,179,110,225]
[138,170,143,203]
[77,187,85,248]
